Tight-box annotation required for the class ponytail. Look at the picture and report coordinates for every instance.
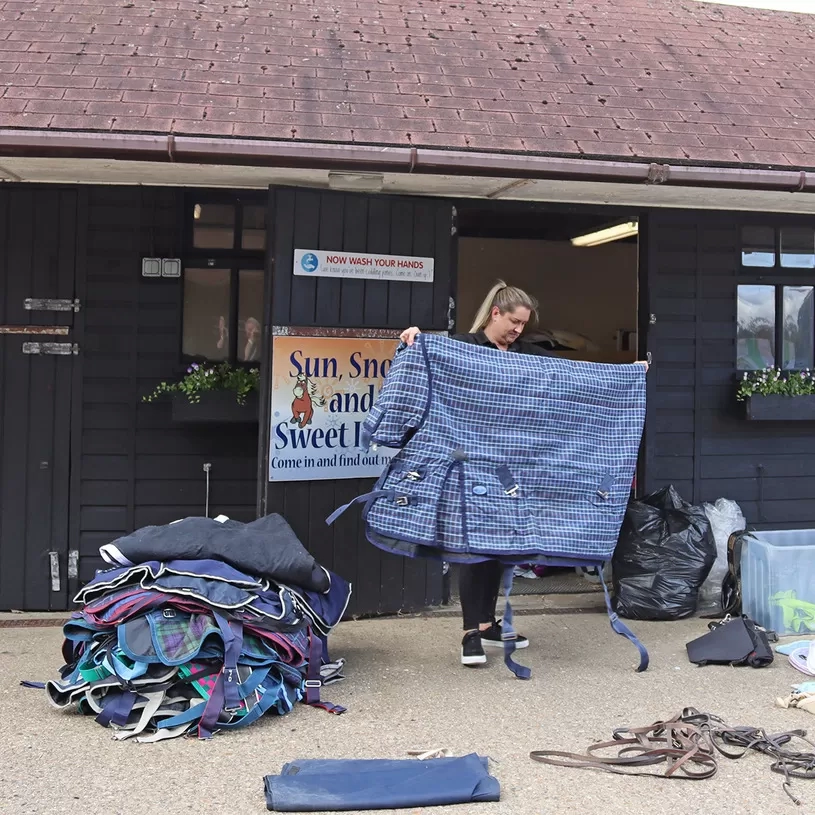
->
[468,279,539,333]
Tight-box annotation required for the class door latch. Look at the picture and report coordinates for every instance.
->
[67,550,79,580]
[49,552,60,592]
[22,342,79,355]
[24,298,81,313]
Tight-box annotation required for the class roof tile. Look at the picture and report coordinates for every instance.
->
[2,0,815,167]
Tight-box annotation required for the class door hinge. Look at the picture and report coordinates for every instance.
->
[67,550,79,579]
[24,298,81,313]
[22,342,79,355]
[49,552,60,592]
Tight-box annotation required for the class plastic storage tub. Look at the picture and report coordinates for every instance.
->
[741,529,815,636]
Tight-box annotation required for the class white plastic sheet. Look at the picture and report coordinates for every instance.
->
[698,498,746,613]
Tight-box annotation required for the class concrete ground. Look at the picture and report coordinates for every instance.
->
[1,609,812,815]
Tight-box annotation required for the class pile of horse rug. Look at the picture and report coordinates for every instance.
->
[38,514,351,742]
[328,333,648,676]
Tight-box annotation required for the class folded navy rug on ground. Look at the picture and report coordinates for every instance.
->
[263,754,500,811]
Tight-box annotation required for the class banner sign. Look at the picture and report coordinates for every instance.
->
[269,335,400,482]
[293,249,434,283]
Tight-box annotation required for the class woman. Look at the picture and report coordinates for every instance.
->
[399,280,648,668]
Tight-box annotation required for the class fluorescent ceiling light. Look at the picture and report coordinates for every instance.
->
[328,172,385,192]
[571,220,639,247]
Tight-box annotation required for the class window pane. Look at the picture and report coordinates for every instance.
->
[182,268,231,360]
[783,286,814,370]
[781,227,815,269]
[741,226,775,268]
[737,284,775,370]
[239,270,264,362]
[242,205,266,251]
[193,203,235,249]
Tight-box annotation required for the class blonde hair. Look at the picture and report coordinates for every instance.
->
[468,280,539,333]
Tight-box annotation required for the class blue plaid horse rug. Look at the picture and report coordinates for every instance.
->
[328,334,649,677]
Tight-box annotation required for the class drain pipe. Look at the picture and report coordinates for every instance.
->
[1,129,814,194]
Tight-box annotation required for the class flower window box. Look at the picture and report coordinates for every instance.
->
[144,362,260,425]
[738,369,815,421]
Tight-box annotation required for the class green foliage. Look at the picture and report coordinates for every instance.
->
[143,362,260,405]
[736,368,815,401]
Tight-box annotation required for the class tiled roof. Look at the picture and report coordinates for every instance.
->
[2,0,815,167]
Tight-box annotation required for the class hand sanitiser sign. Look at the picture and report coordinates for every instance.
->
[294,249,434,283]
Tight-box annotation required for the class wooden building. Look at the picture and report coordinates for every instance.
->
[1,0,815,611]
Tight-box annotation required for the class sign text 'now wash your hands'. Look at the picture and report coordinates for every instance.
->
[293,249,434,283]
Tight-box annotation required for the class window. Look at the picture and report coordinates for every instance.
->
[737,285,775,370]
[741,225,815,270]
[738,225,815,370]
[737,283,815,371]
[784,286,815,369]
[182,196,266,364]
[741,226,775,268]
[183,268,231,360]
[781,228,815,269]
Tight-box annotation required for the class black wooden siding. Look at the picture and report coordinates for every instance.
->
[5,185,815,612]
[77,186,258,584]
[260,188,455,615]
[644,210,815,528]
[0,188,77,610]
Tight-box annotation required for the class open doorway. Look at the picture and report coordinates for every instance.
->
[453,202,640,597]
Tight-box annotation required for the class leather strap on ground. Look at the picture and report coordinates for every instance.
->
[530,707,815,805]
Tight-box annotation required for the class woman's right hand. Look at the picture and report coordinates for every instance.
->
[400,326,421,346]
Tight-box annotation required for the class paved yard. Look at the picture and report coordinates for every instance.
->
[1,612,811,815]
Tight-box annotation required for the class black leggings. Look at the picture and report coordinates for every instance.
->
[458,560,504,631]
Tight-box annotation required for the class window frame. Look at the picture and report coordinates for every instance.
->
[181,191,267,367]
[737,219,815,372]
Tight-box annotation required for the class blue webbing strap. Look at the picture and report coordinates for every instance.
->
[95,689,138,727]
[496,465,519,497]
[598,569,649,672]
[197,672,225,739]
[501,565,531,680]
[326,491,395,526]
[326,490,420,526]
[20,680,46,689]
[304,627,346,715]
[103,649,148,682]
[155,699,209,731]
[213,614,243,712]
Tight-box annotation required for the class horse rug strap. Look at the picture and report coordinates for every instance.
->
[530,707,815,805]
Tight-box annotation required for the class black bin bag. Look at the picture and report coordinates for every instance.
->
[612,485,716,621]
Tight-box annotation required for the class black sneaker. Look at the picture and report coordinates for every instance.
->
[479,620,529,650]
[461,630,487,666]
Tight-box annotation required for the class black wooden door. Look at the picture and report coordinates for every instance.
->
[640,210,700,500]
[0,188,79,610]
[258,188,456,616]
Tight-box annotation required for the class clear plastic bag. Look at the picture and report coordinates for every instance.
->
[697,498,746,614]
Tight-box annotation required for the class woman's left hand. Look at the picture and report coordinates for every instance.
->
[635,360,649,372]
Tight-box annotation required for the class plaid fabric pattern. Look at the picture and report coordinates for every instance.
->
[363,334,646,562]
[147,611,220,665]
